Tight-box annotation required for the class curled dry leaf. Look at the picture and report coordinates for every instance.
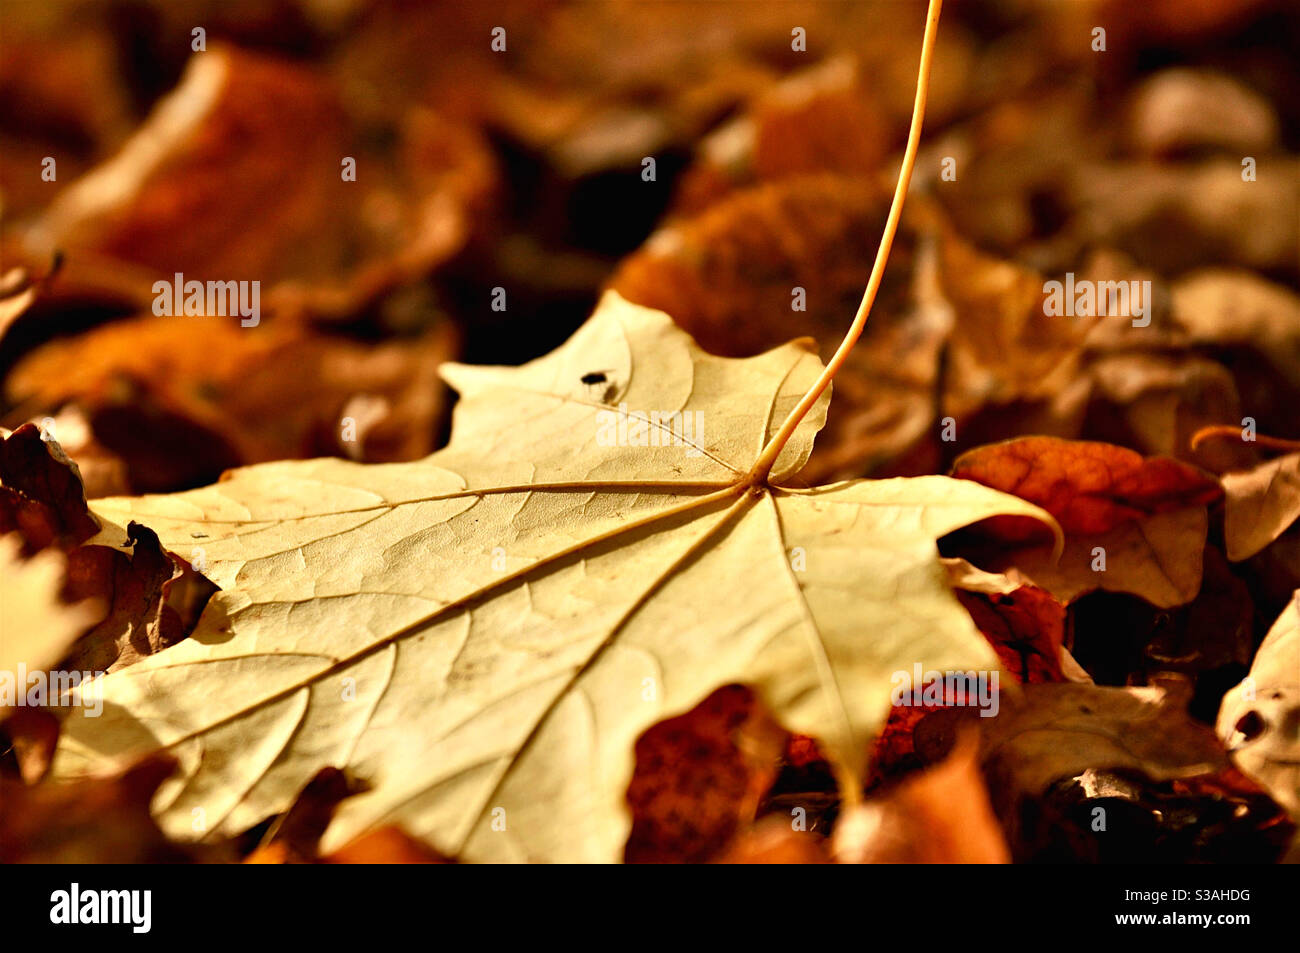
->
[52,292,1056,862]
[982,679,1293,862]
[834,733,1010,864]
[1218,592,1300,819]
[1221,453,1300,562]
[979,682,1230,845]
[625,684,785,863]
[949,436,1223,608]
[0,424,215,677]
[944,558,1081,685]
[16,45,497,324]
[5,313,458,492]
[0,535,98,707]
[0,756,215,864]
[1171,269,1300,392]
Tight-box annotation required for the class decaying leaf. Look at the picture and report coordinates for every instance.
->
[16,45,498,324]
[944,558,1082,685]
[0,756,215,864]
[835,734,1010,864]
[981,676,1295,862]
[624,684,785,863]
[0,423,216,677]
[981,683,1228,799]
[52,292,1055,862]
[0,535,97,708]
[5,313,458,491]
[1221,453,1300,562]
[1218,592,1300,819]
[948,436,1223,607]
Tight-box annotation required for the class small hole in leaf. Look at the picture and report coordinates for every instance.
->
[1234,710,1267,742]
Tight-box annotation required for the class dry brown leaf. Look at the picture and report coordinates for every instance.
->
[1222,453,1300,562]
[5,314,458,491]
[1172,269,1300,391]
[0,756,214,863]
[624,684,785,863]
[949,436,1223,607]
[16,45,497,324]
[980,682,1229,821]
[835,733,1010,864]
[0,424,215,677]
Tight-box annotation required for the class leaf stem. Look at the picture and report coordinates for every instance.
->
[1191,425,1300,455]
[747,0,944,485]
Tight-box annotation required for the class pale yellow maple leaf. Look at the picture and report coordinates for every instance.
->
[49,0,1059,862]
[50,291,1055,861]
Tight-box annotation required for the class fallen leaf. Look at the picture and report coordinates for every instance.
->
[1218,592,1300,819]
[5,313,458,491]
[981,683,1228,799]
[0,424,216,676]
[624,684,785,863]
[1221,453,1300,562]
[17,45,498,325]
[0,535,97,709]
[52,291,1055,862]
[948,563,1075,685]
[948,436,1223,607]
[979,682,1235,856]
[1172,269,1300,391]
[834,733,1010,863]
[0,756,216,863]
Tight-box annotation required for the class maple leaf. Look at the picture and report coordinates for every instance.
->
[45,2,1056,862]
[51,291,1056,862]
